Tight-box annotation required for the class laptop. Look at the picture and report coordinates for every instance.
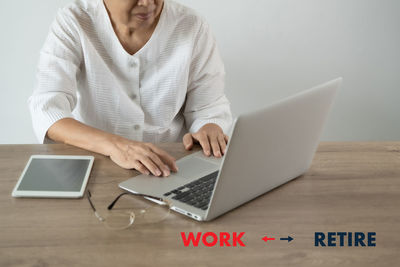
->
[119,77,342,221]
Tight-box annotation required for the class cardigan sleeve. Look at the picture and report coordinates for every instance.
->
[183,20,233,134]
[28,8,82,143]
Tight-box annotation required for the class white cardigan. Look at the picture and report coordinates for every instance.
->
[28,0,232,143]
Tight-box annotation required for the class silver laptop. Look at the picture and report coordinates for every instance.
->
[119,77,342,221]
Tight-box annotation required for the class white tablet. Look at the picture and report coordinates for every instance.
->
[12,155,94,198]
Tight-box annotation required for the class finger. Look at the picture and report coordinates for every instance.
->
[144,151,171,177]
[210,135,222,158]
[224,134,229,144]
[139,155,163,177]
[183,133,194,150]
[147,144,178,172]
[218,134,227,155]
[132,160,150,175]
[194,133,211,156]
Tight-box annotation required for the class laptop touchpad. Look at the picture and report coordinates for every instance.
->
[176,155,219,180]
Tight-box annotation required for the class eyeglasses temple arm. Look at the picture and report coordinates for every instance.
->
[87,190,97,212]
[107,192,165,210]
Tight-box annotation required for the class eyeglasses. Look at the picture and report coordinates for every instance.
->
[87,190,171,230]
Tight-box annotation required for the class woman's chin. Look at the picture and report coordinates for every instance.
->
[129,17,154,29]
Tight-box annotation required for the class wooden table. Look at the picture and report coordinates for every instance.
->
[0,142,399,267]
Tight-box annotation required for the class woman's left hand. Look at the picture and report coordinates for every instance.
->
[183,123,229,158]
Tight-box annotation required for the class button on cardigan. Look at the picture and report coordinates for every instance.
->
[28,0,233,143]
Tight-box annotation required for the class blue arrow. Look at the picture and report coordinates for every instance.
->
[280,236,293,242]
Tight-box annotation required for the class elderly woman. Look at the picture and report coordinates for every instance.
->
[28,0,232,177]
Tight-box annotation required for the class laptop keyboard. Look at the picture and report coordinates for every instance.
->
[163,170,219,210]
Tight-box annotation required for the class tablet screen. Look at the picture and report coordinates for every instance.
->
[17,158,91,192]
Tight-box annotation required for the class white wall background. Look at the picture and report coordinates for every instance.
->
[0,0,399,144]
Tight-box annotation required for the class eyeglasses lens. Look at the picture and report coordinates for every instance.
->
[106,194,170,228]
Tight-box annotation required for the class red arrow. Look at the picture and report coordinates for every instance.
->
[262,236,276,243]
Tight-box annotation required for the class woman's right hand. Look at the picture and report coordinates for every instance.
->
[47,118,177,176]
[108,137,178,177]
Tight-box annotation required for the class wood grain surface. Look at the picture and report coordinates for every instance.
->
[0,142,399,267]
